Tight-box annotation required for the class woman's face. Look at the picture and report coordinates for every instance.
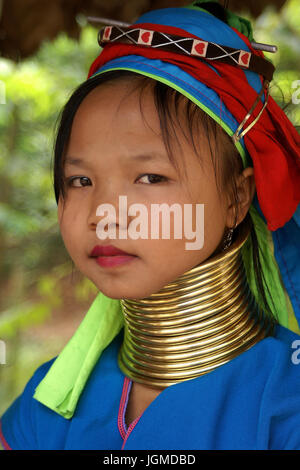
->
[58,79,242,299]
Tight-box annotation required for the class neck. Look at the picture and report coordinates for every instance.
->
[118,218,276,388]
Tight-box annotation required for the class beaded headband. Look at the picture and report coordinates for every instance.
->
[98,25,275,82]
[94,20,275,143]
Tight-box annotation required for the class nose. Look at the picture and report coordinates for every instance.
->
[87,185,130,239]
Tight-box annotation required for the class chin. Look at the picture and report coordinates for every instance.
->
[95,283,159,300]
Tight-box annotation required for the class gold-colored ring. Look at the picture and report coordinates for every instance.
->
[118,217,276,387]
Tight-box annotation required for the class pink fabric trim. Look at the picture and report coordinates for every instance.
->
[121,414,142,450]
[118,376,131,440]
[0,421,12,450]
[117,376,143,449]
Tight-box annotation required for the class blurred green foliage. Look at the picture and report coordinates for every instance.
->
[0,24,100,414]
[0,26,99,294]
[252,0,300,127]
[0,1,299,415]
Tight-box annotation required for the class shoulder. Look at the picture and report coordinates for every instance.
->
[0,357,66,450]
[234,324,300,398]
[250,325,300,449]
[0,329,125,451]
[264,323,300,370]
[169,324,300,450]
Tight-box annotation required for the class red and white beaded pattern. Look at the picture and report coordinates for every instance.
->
[101,26,252,69]
[103,26,113,41]
[238,50,251,67]
[137,29,154,45]
[191,39,208,57]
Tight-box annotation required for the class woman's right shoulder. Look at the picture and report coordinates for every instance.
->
[31,357,58,383]
[0,356,66,450]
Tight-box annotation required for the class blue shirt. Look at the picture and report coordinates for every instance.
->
[1,324,300,450]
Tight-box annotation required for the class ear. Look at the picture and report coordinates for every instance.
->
[226,167,256,228]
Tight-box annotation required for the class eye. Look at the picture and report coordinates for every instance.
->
[66,176,92,188]
[137,174,167,184]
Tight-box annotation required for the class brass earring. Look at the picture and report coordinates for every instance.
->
[222,225,236,251]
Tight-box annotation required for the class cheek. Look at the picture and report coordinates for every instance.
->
[58,203,81,249]
[189,182,227,253]
[202,194,226,250]
[205,200,225,228]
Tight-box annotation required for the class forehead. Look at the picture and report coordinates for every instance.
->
[66,78,212,176]
[72,79,161,137]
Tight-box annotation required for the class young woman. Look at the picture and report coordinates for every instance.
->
[1,1,300,450]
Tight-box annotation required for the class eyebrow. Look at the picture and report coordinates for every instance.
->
[64,153,167,167]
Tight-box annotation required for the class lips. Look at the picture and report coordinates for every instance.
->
[90,245,134,257]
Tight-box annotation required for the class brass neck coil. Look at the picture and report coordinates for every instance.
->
[118,219,276,388]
